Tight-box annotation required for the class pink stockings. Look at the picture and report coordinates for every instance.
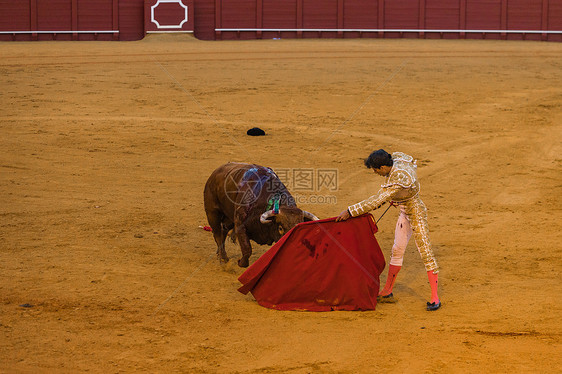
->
[379,206,440,304]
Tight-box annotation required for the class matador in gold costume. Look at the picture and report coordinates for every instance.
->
[336,149,441,311]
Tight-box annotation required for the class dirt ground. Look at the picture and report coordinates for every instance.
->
[1,35,561,373]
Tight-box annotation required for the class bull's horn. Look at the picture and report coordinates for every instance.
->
[260,210,277,224]
[303,211,320,221]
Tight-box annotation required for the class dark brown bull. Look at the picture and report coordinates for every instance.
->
[204,162,319,267]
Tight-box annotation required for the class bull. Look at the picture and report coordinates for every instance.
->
[204,162,319,267]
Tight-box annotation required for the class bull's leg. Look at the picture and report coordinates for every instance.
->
[207,211,229,263]
[234,225,252,268]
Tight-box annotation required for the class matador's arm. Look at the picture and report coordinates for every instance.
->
[347,184,402,217]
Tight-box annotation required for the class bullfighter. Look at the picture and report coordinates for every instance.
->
[336,149,441,311]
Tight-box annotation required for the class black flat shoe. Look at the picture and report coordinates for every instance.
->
[377,293,396,303]
[426,301,441,311]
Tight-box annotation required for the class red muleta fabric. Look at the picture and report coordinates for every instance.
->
[238,214,386,311]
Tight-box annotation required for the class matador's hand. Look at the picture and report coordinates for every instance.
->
[335,209,351,222]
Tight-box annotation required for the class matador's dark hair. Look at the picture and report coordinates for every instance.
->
[364,149,393,169]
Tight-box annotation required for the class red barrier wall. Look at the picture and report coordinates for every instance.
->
[0,0,561,41]
[0,0,125,41]
[212,0,562,42]
[192,0,215,40]
[0,0,147,41]
[119,0,144,40]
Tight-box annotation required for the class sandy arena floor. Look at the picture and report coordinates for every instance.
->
[1,35,561,373]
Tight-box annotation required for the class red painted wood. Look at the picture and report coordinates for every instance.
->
[302,0,337,29]
[118,0,143,40]
[30,0,37,39]
[337,0,344,36]
[378,0,384,36]
[257,0,263,38]
[296,0,303,37]
[466,0,501,30]
[542,0,549,30]
[72,0,78,39]
[215,0,221,39]
[548,0,562,41]
[466,0,502,40]
[113,0,119,39]
[221,0,256,29]
[30,0,37,29]
[424,0,460,39]
[425,0,460,29]
[262,0,297,38]
[418,0,425,37]
[144,0,150,34]
[1,0,561,42]
[385,0,418,39]
[343,0,377,30]
[193,0,216,40]
[36,0,72,40]
[508,0,542,30]
[220,0,256,39]
[300,0,339,38]
[0,0,31,33]
[500,0,507,38]
[263,0,296,28]
[460,0,466,38]
[542,0,549,40]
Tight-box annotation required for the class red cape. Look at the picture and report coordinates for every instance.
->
[238,214,386,311]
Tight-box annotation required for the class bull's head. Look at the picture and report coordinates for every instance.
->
[260,206,319,241]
